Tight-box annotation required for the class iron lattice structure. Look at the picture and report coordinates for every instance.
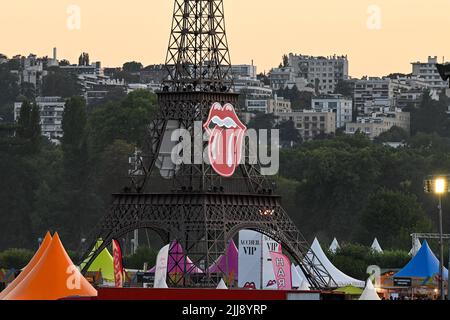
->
[80,0,336,289]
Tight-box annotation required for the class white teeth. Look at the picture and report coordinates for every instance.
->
[227,132,234,167]
[211,116,237,128]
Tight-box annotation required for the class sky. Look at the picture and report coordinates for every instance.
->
[0,0,449,78]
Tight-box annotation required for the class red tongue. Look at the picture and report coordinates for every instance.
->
[209,125,238,177]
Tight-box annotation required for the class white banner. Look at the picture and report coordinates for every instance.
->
[262,234,281,290]
[238,230,262,289]
[154,244,170,288]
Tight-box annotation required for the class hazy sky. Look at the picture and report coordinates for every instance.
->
[1,0,449,77]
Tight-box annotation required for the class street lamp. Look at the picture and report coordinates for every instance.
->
[425,175,450,300]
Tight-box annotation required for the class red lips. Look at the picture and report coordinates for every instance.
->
[203,103,247,178]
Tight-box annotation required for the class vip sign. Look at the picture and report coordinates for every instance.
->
[262,235,281,290]
[238,230,262,289]
[204,103,247,177]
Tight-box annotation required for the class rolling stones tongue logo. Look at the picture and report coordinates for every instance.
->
[203,103,247,177]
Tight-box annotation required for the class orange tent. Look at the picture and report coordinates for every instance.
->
[3,233,97,300]
[0,232,52,299]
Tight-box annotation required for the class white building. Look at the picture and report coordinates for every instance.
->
[353,77,394,115]
[311,94,352,128]
[275,110,336,141]
[231,64,257,80]
[411,56,449,91]
[268,67,295,90]
[345,109,410,140]
[247,95,291,114]
[14,97,66,144]
[288,53,349,94]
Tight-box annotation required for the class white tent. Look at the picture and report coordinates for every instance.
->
[371,238,383,253]
[295,265,308,282]
[291,263,303,288]
[308,238,365,288]
[409,239,422,256]
[216,279,228,290]
[298,279,311,291]
[329,238,340,254]
[359,279,381,300]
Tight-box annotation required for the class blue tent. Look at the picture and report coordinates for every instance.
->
[395,240,448,280]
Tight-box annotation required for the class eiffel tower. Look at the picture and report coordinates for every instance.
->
[80,0,336,289]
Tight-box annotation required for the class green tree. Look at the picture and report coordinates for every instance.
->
[87,90,158,153]
[123,61,143,73]
[333,80,353,98]
[42,69,81,97]
[358,189,433,249]
[375,126,409,143]
[247,112,276,131]
[276,120,302,147]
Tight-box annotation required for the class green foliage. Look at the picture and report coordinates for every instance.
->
[0,248,34,269]
[123,247,158,270]
[0,64,20,108]
[329,243,410,279]
[87,90,158,153]
[276,85,312,110]
[375,126,409,143]
[276,120,302,147]
[411,91,450,136]
[123,61,143,73]
[247,112,276,131]
[41,68,81,97]
[358,189,432,249]
[333,80,353,97]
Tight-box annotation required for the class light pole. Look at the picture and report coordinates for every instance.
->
[425,176,449,300]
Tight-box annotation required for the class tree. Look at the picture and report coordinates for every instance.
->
[375,126,409,143]
[411,90,450,136]
[276,120,302,147]
[87,90,158,153]
[123,61,143,73]
[0,64,20,107]
[42,69,81,97]
[59,59,71,66]
[78,52,90,66]
[16,100,32,139]
[358,189,432,249]
[282,54,289,68]
[333,80,353,97]
[247,112,276,131]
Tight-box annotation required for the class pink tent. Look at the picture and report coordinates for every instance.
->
[149,240,203,274]
[208,240,238,278]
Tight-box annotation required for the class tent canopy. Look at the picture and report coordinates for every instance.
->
[308,238,365,288]
[359,279,381,301]
[79,239,115,282]
[0,232,52,299]
[3,233,97,300]
[333,285,363,295]
[371,238,383,253]
[329,238,340,254]
[395,240,448,280]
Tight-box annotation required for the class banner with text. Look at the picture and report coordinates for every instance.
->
[238,230,262,289]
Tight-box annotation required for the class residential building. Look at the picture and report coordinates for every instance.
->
[268,67,295,90]
[288,53,349,94]
[247,96,291,114]
[345,109,410,140]
[311,94,353,128]
[231,64,257,80]
[275,110,336,141]
[139,64,170,84]
[411,56,449,91]
[14,97,66,144]
[353,77,394,115]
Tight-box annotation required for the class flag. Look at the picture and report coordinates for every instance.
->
[112,239,124,288]
[269,251,292,290]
